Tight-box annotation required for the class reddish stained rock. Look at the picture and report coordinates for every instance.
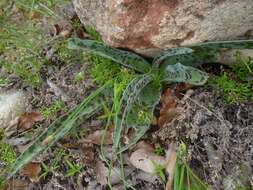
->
[113,0,176,49]
[73,0,253,57]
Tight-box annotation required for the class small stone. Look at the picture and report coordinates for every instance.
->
[0,90,28,128]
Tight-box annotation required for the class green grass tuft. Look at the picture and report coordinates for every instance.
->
[231,52,253,81]
[209,52,253,104]
[65,160,83,177]
[174,143,210,190]
[87,53,135,86]
[0,130,16,169]
[210,72,253,104]
[40,148,66,179]
[0,77,9,87]
[154,144,166,156]
[0,143,16,167]
[85,26,103,42]
[40,100,66,119]
[83,27,136,87]
[0,0,74,87]
[152,161,166,182]
[0,130,16,188]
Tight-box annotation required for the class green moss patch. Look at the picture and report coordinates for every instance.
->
[209,53,253,104]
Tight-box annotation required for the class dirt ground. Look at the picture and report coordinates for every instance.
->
[155,86,253,190]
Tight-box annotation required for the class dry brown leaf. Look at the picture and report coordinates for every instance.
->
[29,11,41,19]
[94,160,109,185]
[158,88,178,127]
[94,160,133,186]
[129,147,166,174]
[61,142,80,149]
[158,84,193,127]
[52,21,72,37]
[5,179,31,190]
[0,9,3,17]
[165,144,177,190]
[81,146,95,166]
[18,112,43,130]
[135,141,154,152]
[80,130,113,145]
[174,83,194,98]
[53,24,61,36]
[21,162,41,182]
[158,108,180,127]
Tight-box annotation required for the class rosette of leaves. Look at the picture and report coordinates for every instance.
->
[5,38,253,179]
[68,38,253,153]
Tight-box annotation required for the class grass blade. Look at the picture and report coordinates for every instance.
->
[68,38,151,73]
[5,83,110,179]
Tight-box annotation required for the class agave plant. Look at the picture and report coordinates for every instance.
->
[4,38,253,179]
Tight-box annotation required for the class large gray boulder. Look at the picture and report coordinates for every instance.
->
[73,0,253,56]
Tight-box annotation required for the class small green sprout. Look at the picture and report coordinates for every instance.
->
[0,77,9,87]
[65,160,83,177]
[210,73,252,104]
[0,135,16,169]
[231,52,253,81]
[152,161,166,182]
[154,144,166,156]
[40,100,66,119]
[74,71,85,82]
[85,26,103,42]
[40,148,67,179]
[174,142,210,190]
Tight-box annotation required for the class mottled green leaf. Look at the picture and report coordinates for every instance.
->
[153,47,194,68]
[113,74,153,151]
[68,38,151,73]
[118,84,161,153]
[157,39,253,69]
[137,80,161,106]
[161,63,209,85]
[188,39,253,50]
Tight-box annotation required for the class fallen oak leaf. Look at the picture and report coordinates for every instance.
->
[18,112,43,130]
